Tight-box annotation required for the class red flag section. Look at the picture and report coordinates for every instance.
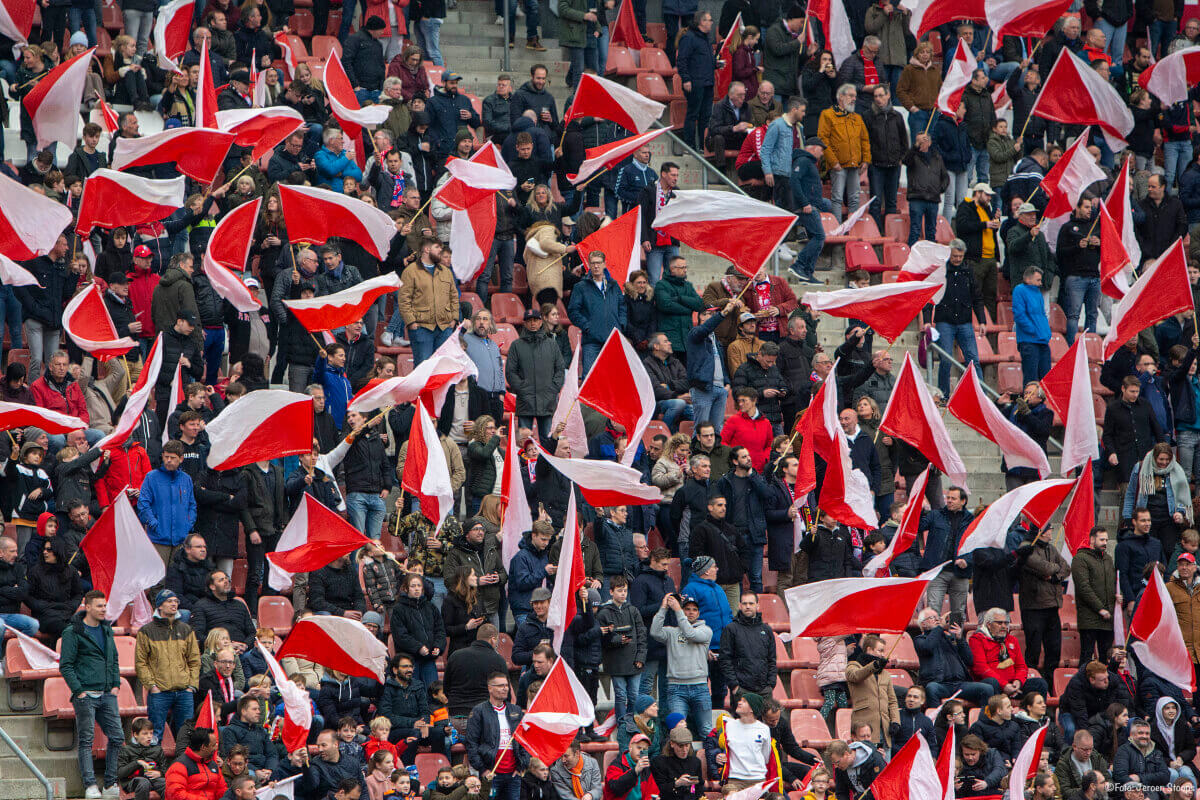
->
[577,330,655,466]
[273,31,299,79]
[1039,337,1099,473]
[654,190,795,277]
[215,106,305,161]
[1063,462,1094,556]
[348,347,478,415]
[444,143,507,285]
[801,281,940,343]
[62,283,137,360]
[194,690,218,731]
[798,370,878,529]
[23,47,96,150]
[278,184,397,260]
[936,726,955,800]
[203,198,262,313]
[1032,49,1134,148]
[95,98,120,134]
[1099,204,1131,299]
[575,207,641,285]
[563,72,665,133]
[869,732,942,800]
[275,616,389,682]
[195,37,219,128]
[1101,158,1139,297]
[284,274,403,332]
[908,0,984,37]
[257,641,311,752]
[608,0,643,47]
[1104,238,1193,358]
[782,568,942,638]
[714,14,742,99]
[513,657,596,765]
[1007,724,1048,798]
[0,0,35,44]
[986,0,1073,37]
[75,169,186,236]
[569,127,671,185]
[879,353,968,488]
[111,127,235,184]
[936,40,975,117]
[1129,566,1197,692]
[152,0,195,71]
[434,155,516,211]
[1039,129,1106,220]
[401,400,456,526]
[862,467,928,577]
[0,173,73,260]
[95,334,164,453]
[323,50,389,169]
[204,390,313,470]
[947,368,1051,477]
[79,492,164,622]
[0,400,86,435]
[1138,44,1200,106]
[268,495,373,589]
[955,478,1075,554]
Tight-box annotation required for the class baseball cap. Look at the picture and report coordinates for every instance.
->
[523,308,542,321]
[1180,553,1196,563]
[738,312,756,324]
[680,594,699,609]
[630,733,650,745]
[177,309,198,326]
[972,182,995,196]
[133,244,152,258]
[443,70,463,83]
[1017,202,1037,215]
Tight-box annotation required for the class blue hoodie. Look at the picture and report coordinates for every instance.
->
[313,354,352,430]
[681,574,731,651]
[137,465,197,546]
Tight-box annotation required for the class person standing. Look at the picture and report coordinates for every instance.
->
[953,183,1001,318]
[651,593,713,738]
[1016,526,1071,680]
[397,238,458,365]
[1057,195,1102,346]
[639,163,681,283]
[864,85,907,230]
[134,589,200,744]
[1072,527,1118,664]
[568,252,626,374]
[465,672,527,800]
[61,590,124,800]
[903,132,948,244]
[818,85,870,222]
[714,445,771,592]
[1011,265,1052,383]
[676,12,717,151]
[718,592,775,699]
[928,240,985,397]
[762,98,804,212]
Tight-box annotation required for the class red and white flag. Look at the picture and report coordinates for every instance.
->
[442,143,508,285]
[937,40,976,117]
[195,37,218,128]
[1102,158,1139,296]
[275,616,389,682]
[1004,723,1047,800]
[955,478,1075,555]
[284,273,403,332]
[904,0,985,38]
[75,169,185,236]
[569,127,671,186]
[1113,570,1125,642]
[194,690,218,731]
[324,50,389,169]
[0,0,35,46]
[1062,461,1094,556]
[1032,48,1134,150]
[593,710,617,737]
[401,399,456,527]
[799,367,879,529]
[62,283,137,360]
[1139,45,1200,106]
[1039,337,1099,474]
[215,107,304,161]
[273,31,299,79]
[0,400,85,435]
[268,494,373,590]
[986,0,1073,38]
[947,368,1051,477]
[80,491,164,622]
[161,362,185,448]
[95,334,164,453]
[205,390,314,470]
[278,184,396,260]
[870,733,943,800]
[806,0,855,66]
[548,493,587,652]
[935,726,955,800]
[0,172,74,260]
[783,565,945,638]
[828,195,877,236]
[802,281,940,343]
[897,240,951,296]
[991,80,1011,113]
[608,0,642,47]
[1099,204,1132,300]
[93,97,120,134]
[863,467,928,577]
[1039,128,1106,220]
[203,197,262,313]
[575,207,641,288]
[348,344,477,416]
[535,444,662,505]
[256,640,311,752]
[1129,565,1196,692]
[23,47,97,150]
[499,421,533,570]
[577,330,655,467]
[0,254,38,287]
[714,14,743,99]
[12,628,58,671]
[152,0,194,71]
[654,190,795,278]
[113,127,235,188]
[1104,237,1193,358]
[514,657,596,765]
[435,156,517,209]
[550,346,588,457]
[563,72,665,133]
[879,352,968,490]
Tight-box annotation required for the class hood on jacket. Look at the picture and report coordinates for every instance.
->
[36,511,55,537]
[849,741,875,768]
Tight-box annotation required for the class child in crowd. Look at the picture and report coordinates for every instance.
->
[117,718,165,800]
[338,715,367,763]
[385,770,420,800]
[521,757,556,800]
[366,716,401,761]
[367,749,398,800]
[595,575,647,721]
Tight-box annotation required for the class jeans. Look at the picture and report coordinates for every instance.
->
[347,492,386,538]
[491,773,521,800]
[934,322,980,397]
[971,148,990,188]
[420,18,444,65]
[943,171,969,219]
[415,658,438,688]
[587,26,609,81]
[682,85,714,151]
[409,325,454,364]
[338,0,368,39]
[1150,18,1177,60]
[829,167,860,222]
[739,541,763,592]
[0,286,22,348]
[123,9,154,54]
[476,237,516,305]
[147,689,193,744]
[666,682,713,739]
[690,384,728,433]
[794,205,825,277]
[989,61,1019,83]
[74,692,124,789]
[868,165,900,229]
[25,319,60,383]
[202,327,224,386]
[507,0,539,40]
[610,673,641,720]
[656,398,693,432]
[1094,18,1127,64]
[924,569,968,619]
[923,680,994,707]
[645,245,678,284]
[1180,429,1200,480]
[1063,275,1100,345]
[907,110,932,143]
[581,342,603,375]
[0,613,38,639]
[908,199,938,244]
[69,6,97,45]
[1165,139,1193,192]
[638,659,667,701]
[565,45,586,88]
[1017,341,1050,383]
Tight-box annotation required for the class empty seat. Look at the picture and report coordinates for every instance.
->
[115,635,137,677]
[1049,333,1069,363]
[636,72,671,104]
[882,242,909,268]
[790,708,833,749]
[1053,668,1077,697]
[640,47,675,76]
[1048,303,1067,334]
[415,753,450,786]
[5,636,58,681]
[934,216,953,244]
[882,633,919,671]
[996,331,1019,362]
[288,10,314,37]
[758,593,789,632]
[489,292,526,325]
[850,216,890,244]
[42,677,75,719]
[790,637,820,669]
[844,242,885,273]
[311,35,341,60]
[641,420,670,448]
[975,332,1002,365]
[493,324,519,355]
[821,213,852,245]
[786,670,822,710]
[997,363,1024,395]
[1081,332,1104,362]
[460,291,485,315]
[258,596,295,636]
[883,214,909,243]
[606,46,641,77]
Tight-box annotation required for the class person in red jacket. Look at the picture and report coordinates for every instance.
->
[29,351,102,449]
[127,245,159,357]
[603,732,658,800]
[720,388,775,470]
[97,440,151,507]
[165,727,226,800]
[967,607,1050,699]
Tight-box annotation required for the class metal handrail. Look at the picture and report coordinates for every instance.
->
[0,722,52,800]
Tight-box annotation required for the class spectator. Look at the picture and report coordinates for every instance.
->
[956,735,1005,797]
[465,671,527,800]
[836,38,883,116]
[718,591,775,699]
[968,694,1022,762]
[1016,525,1071,679]
[929,239,985,397]
[933,105,973,220]
[761,9,804,105]
[310,554,367,618]
[921,486,975,619]
[1124,443,1191,558]
[954,183,1001,317]
[135,589,200,744]
[1055,733,1110,798]
[397,238,459,365]
[165,728,225,800]
[444,625,509,717]
[903,132,948,244]
[304,730,365,799]
[61,590,124,799]
[1011,264,1052,383]
[791,136,829,284]
[1112,720,1171,795]
[1136,173,1188,263]
[914,608,995,707]
[550,739,603,800]
[864,85,907,229]
[1104,378,1167,487]
[137,440,197,567]
[568,251,626,374]
[761,97,803,211]
[315,128,364,191]
[1058,194,1102,345]
[428,73,480,158]
[1116,508,1163,610]
[968,607,1050,698]
[117,717,165,800]
[818,84,870,222]
[707,81,753,166]
[896,42,940,140]
[1073,527,1119,664]
[676,12,717,150]
[845,634,899,750]
[651,594,712,738]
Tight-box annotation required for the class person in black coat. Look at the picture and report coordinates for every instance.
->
[629,550,676,694]
[164,536,215,612]
[914,608,996,708]
[389,573,446,689]
[194,467,247,569]
[956,735,1006,797]
[190,572,256,648]
[1102,377,1167,484]
[25,536,85,640]
[444,627,510,717]
[340,18,386,95]
[687,497,744,587]
[800,513,859,582]
[892,686,936,756]
[308,555,366,617]
[1061,662,1136,739]
[764,460,799,576]
[317,672,369,728]
[718,594,776,696]
[968,695,1025,762]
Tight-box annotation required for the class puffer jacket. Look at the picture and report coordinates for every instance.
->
[567,272,626,347]
[654,274,704,353]
[165,748,226,800]
[717,612,775,694]
[308,561,366,616]
[164,551,215,610]
[864,104,907,168]
[389,594,447,660]
[961,84,996,149]
[595,517,640,578]
[595,599,646,676]
[968,713,1023,761]
[379,675,429,728]
[508,535,550,615]
[505,326,565,417]
[818,107,870,168]
[931,114,972,173]
[134,614,200,692]
[317,675,367,725]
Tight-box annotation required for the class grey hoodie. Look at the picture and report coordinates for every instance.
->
[650,606,712,683]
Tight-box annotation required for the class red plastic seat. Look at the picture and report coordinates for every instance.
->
[489,292,526,325]
[786,669,823,709]
[646,22,666,48]
[640,47,675,76]
[996,331,1019,363]
[636,72,671,104]
[415,753,449,786]
[460,291,485,315]
[311,35,341,60]
[1048,303,1067,334]
[997,363,1024,395]
[850,215,890,244]
[286,34,311,59]
[882,242,909,268]
[975,332,1002,365]
[493,324,519,356]
[834,708,853,740]
[935,216,953,244]
[790,709,833,749]
[101,3,123,32]
[1081,332,1104,362]
[996,301,1014,329]
[495,632,517,671]
[1053,668,1077,697]
[605,46,641,77]
[844,241,885,273]
[511,264,530,296]
[667,73,685,102]
[881,270,901,284]
[5,636,58,681]
[883,214,908,243]
[642,420,670,448]
[821,212,852,245]
[1094,395,1107,425]
[1090,363,1110,397]
[288,10,314,37]
[258,596,295,637]
[42,677,76,719]
[1062,630,1081,667]
[790,637,820,669]
[758,593,789,632]
[396,354,414,376]
[1049,332,1069,363]
[882,633,919,671]
[115,635,137,678]
[117,677,146,716]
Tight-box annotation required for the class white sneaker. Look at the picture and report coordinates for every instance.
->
[396,337,410,347]
[84,785,102,799]
[101,785,120,798]
[380,331,393,346]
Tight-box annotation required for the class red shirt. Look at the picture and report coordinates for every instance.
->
[721,411,774,470]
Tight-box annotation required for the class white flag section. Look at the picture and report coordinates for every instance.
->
[723,782,770,800]
[1055,340,1100,474]
[550,346,588,457]
[869,733,943,800]
[499,422,532,570]
[324,51,391,128]
[1129,567,1197,692]
[442,157,518,194]
[535,445,662,505]
[25,48,96,150]
[205,390,313,470]
[152,0,194,70]
[863,467,928,577]
[947,368,1051,477]
[0,173,74,261]
[255,641,312,752]
[566,73,666,133]
[413,400,457,527]
[548,493,582,653]
[1140,45,1200,107]
[12,629,58,670]
[829,197,876,237]
[257,776,299,800]
[0,254,39,287]
[93,333,164,453]
[161,363,184,447]
[955,478,1075,555]
[348,350,477,415]
[1003,724,1047,800]
[90,492,165,622]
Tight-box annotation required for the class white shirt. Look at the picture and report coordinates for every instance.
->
[725,718,772,781]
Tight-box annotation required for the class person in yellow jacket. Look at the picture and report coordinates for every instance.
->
[134,589,201,745]
[817,85,871,223]
[396,238,460,365]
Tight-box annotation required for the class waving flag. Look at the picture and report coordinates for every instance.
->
[348,347,477,415]
[1138,45,1200,106]
[0,255,38,287]
[864,468,928,577]
[575,206,642,288]
[1032,48,1134,150]
[273,31,299,79]
[0,173,73,261]
[268,495,373,590]
[1039,129,1106,220]
[215,106,305,161]
[550,346,588,457]
[784,566,945,638]
[715,14,743,99]
[1129,564,1197,692]
[439,143,508,285]
[1062,461,1094,556]
[986,0,1073,38]
[152,0,195,71]
[275,616,388,682]
[802,281,940,342]
[937,40,976,117]
[535,445,662,505]
[828,196,877,236]
[203,198,262,313]
[499,421,533,570]
[284,274,403,332]
[62,284,137,360]
[1004,725,1047,800]
[401,400,456,527]
[194,690,218,731]
[278,184,396,260]
[577,330,655,466]
[904,0,984,37]
[205,390,314,470]
[935,726,955,800]
[23,47,97,150]
[324,50,390,169]
[807,0,855,65]
[434,155,517,210]
[194,37,219,128]
[0,0,35,46]
[871,733,942,800]
[94,97,120,134]
[879,353,968,489]
[1101,158,1139,297]
[800,366,879,529]
[563,72,665,133]
[1039,338,1100,473]
[609,0,643,46]
[95,334,164,453]
[955,478,1075,555]
[75,169,186,236]
[513,657,596,765]
[947,368,1051,477]
[113,126,235,188]
[80,491,164,622]
[569,127,672,185]
[256,640,311,752]
[654,190,795,277]
[0,401,85,435]
[1099,204,1131,300]
[548,494,587,652]
[1104,238,1192,358]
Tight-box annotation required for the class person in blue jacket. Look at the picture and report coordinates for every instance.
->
[933,106,973,220]
[567,252,626,374]
[508,522,553,625]
[680,555,731,707]
[1011,263,1052,383]
[313,344,353,431]
[791,135,830,284]
[314,128,363,191]
[685,302,743,433]
[137,440,197,564]
[675,12,717,150]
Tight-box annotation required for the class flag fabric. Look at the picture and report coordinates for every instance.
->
[111,127,234,184]
[1099,204,1131,298]
[897,240,951,297]
[563,72,665,132]
[62,283,137,360]
[152,0,194,70]
[0,254,38,287]
[863,468,928,577]
[593,711,617,737]
[937,40,976,117]
[323,50,390,169]
[608,0,643,48]
[947,368,1051,477]
[441,143,509,285]
[215,106,305,161]
[400,399,456,527]
[550,346,588,457]
[347,347,477,415]
[1101,157,1139,298]
[75,169,186,236]
[714,14,743,99]
[0,173,72,261]
[513,657,596,765]
[1104,237,1193,358]
[879,353,969,489]
[12,628,58,671]
[275,616,389,682]
[569,127,672,185]
[194,37,218,128]
[1003,724,1047,800]
[203,198,262,313]
[435,156,517,210]
[904,0,985,37]
[1032,48,1134,150]
[194,690,218,731]
[161,363,185,448]
[991,80,1011,113]
[257,776,299,800]
[23,47,97,150]
[806,0,855,65]
[576,330,655,466]
[535,444,662,505]
[574,207,641,284]
[80,491,164,622]
[955,478,1076,555]
[1129,566,1197,692]
[1039,128,1107,220]
[1113,570,1125,642]
[986,0,1073,38]
[828,196,877,236]
[278,184,396,260]
[1139,45,1200,106]
[0,401,86,435]
[205,390,314,470]
[255,641,311,752]
[273,31,299,79]
[783,565,946,638]
[799,370,879,529]
[1039,338,1100,473]
[653,190,795,277]
[94,334,164,453]
[801,281,940,343]
[870,733,943,800]
[547,493,587,652]
[94,97,120,134]
[0,0,34,46]
[935,726,955,800]
[268,494,373,590]
[1062,462,1094,556]
[499,421,533,570]
[284,274,403,332]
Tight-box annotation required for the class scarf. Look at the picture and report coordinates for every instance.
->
[1137,449,1193,524]
[862,56,879,88]
[569,758,585,798]
[655,183,672,246]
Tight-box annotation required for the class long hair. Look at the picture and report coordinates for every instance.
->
[471,415,496,444]
[449,567,478,609]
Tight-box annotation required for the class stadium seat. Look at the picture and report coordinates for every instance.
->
[935,216,953,244]
[776,635,802,671]
[790,637,820,669]
[1094,395,1107,425]
[1090,363,1110,397]
[117,677,146,716]
[850,216,890,245]
[790,708,833,749]
[416,753,449,786]
[1048,304,1067,334]
[101,3,123,32]
[288,10,314,36]
[883,214,908,243]
[5,636,59,682]
[786,670,822,710]
[821,213,852,245]
[834,708,853,740]
[881,242,909,269]
[844,242,885,273]
[636,72,672,104]
[1062,630,1081,667]
[42,677,75,719]
[460,292,485,316]
[396,354,415,376]
[666,558,681,588]
[667,73,685,103]
[1081,332,1104,362]
[881,270,901,284]
[512,264,530,296]
[496,633,517,672]
[493,324,519,356]
[115,635,137,678]
[646,22,667,47]
[606,46,641,77]
[997,363,1024,395]
[311,35,341,60]
[887,669,913,690]
[640,47,675,76]
[1049,333,1069,363]
[1053,668,1077,697]
[258,596,295,636]
[642,421,670,449]
[758,593,788,632]
[881,633,919,671]
[231,559,247,595]
[489,292,526,326]
[975,333,1002,365]
[996,301,1014,329]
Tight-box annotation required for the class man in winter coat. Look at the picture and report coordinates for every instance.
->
[510,66,558,133]
[1103,378,1167,485]
[444,625,509,716]
[721,391,774,471]
[1017,527,1071,678]
[137,441,197,566]
[931,241,986,396]
[427,73,481,160]
[165,728,226,800]
[1136,173,1188,263]
[864,85,908,229]
[920,486,975,619]
[791,136,829,282]
[505,309,565,442]
[968,607,1049,698]
[718,591,775,697]
[914,608,995,706]
[442,518,507,627]
[1060,660,1135,741]
[630,547,677,699]
[30,351,89,433]
[1113,720,1171,793]
[714,445,771,592]
[164,534,214,613]
[932,107,973,220]
[219,695,278,779]
[1057,195,1103,345]
[903,132,949,244]
[819,86,871,222]
[509,522,554,622]
[761,11,805,102]
[134,589,200,744]
[303,731,365,799]
[680,556,732,707]
[190,570,256,647]
[961,70,996,186]
[61,590,124,798]
[568,252,626,374]
[150,253,202,350]
[1116,508,1163,610]
[155,311,205,429]
[654,257,704,356]
[1167,551,1200,682]
[801,512,859,582]
[708,81,753,164]
[846,634,900,747]
[308,555,366,617]
[954,183,1001,318]
[1072,527,1118,664]
[644,334,693,433]
[465,671,528,800]
[836,38,884,116]
[341,17,386,98]
[731,343,789,432]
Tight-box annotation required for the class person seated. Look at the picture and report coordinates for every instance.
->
[913,608,997,708]
[955,735,1006,797]
[25,536,84,641]
[967,607,1050,698]
[1060,660,1135,742]
[892,687,935,757]
[968,694,1024,764]
[1112,719,1171,795]
[197,646,242,722]
[1055,730,1110,799]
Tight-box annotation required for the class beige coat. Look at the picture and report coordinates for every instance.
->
[397,260,459,331]
[524,222,570,301]
[845,657,899,746]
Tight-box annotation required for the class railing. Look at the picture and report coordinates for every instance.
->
[0,724,53,800]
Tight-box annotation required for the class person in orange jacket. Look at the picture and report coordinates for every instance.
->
[164,727,226,800]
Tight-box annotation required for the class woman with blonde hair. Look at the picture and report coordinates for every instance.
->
[200,628,246,689]
[524,219,574,306]
[651,433,690,547]
[465,414,503,517]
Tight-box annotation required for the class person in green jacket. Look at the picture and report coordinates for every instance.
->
[60,590,125,798]
[654,256,705,358]
[557,0,592,88]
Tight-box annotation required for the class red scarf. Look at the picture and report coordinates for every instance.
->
[863,55,879,88]
[655,183,672,246]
